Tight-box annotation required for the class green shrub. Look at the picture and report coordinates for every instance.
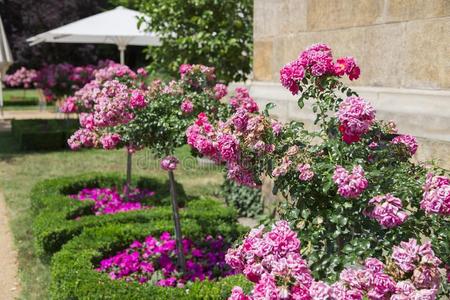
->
[51,221,252,299]
[3,98,39,106]
[222,178,263,218]
[11,119,79,151]
[31,173,242,258]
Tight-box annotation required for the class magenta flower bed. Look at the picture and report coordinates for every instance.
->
[70,187,155,215]
[96,232,236,287]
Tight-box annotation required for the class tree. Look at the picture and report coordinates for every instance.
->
[137,0,253,83]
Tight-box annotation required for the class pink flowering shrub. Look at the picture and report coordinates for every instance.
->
[115,64,238,273]
[280,43,360,96]
[186,44,449,285]
[186,94,271,187]
[70,187,155,215]
[3,67,38,88]
[97,232,235,286]
[126,64,231,157]
[67,63,148,151]
[34,61,112,102]
[226,222,446,299]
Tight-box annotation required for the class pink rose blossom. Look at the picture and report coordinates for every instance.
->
[297,163,314,181]
[181,99,194,114]
[337,96,376,144]
[214,83,228,100]
[160,156,179,171]
[332,165,368,199]
[130,89,147,109]
[100,133,121,150]
[391,134,418,156]
[420,173,450,216]
[365,194,408,228]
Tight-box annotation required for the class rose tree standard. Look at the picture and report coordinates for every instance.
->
[121,64,231,271]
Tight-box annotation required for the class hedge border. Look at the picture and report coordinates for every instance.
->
[31,173,240,258]
[51,221,252,299]
[11,119,79,151]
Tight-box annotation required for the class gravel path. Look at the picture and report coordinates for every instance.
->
[0,192,20,299]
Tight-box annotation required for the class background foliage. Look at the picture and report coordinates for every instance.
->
[137,0,253,83]
[221,177,263,218]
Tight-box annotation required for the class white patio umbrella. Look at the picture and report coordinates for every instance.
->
[26,6,161,64]
[0,16,14,117]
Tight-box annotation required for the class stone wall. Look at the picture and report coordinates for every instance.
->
[253,0,450,89]
[250,0,450,169]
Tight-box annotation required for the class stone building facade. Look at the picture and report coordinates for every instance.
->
[249,0,450,168]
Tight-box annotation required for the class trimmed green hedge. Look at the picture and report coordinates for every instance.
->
[4,98,39,106]
[51,222,252,299]
[32,173,242,258]
[11,119,79,151]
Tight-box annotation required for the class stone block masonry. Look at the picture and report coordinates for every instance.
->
[251,0,450,168]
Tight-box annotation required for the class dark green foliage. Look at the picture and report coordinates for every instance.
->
[31,173,243,257]
[50,222,252,299]
[137,0,253,83]
[11,119,79,151]
[3,99,39,106]
[222,177,263,218]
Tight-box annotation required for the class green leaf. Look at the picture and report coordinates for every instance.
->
[264,102,276,117]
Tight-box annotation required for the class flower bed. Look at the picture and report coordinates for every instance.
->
[97,232,235,286]
[50,222,252,299]
[31,173,240,257]
[70,187,155,216]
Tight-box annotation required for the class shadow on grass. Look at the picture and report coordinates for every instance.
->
[0,132,22,161]
[0,131,70,161]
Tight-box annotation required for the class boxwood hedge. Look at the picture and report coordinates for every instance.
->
[51,221,252,299]
[11,119,79,151]
[31,173,241,258]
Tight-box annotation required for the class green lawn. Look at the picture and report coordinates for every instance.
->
[0,132,224,299]
[3,89,39,101]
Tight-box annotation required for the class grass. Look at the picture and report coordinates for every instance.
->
[3,89,39,101]
[0,131,225,299]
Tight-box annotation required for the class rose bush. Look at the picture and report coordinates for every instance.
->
[34,60,115,102]
[65,62,149,196]
[226,221,447,299]
[187,44,449,284]
[3,66,38,88]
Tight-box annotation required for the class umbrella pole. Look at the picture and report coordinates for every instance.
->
[118,45,126,65]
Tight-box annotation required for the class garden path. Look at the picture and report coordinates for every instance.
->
[0,192,20,299]
[0,110,66,120]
